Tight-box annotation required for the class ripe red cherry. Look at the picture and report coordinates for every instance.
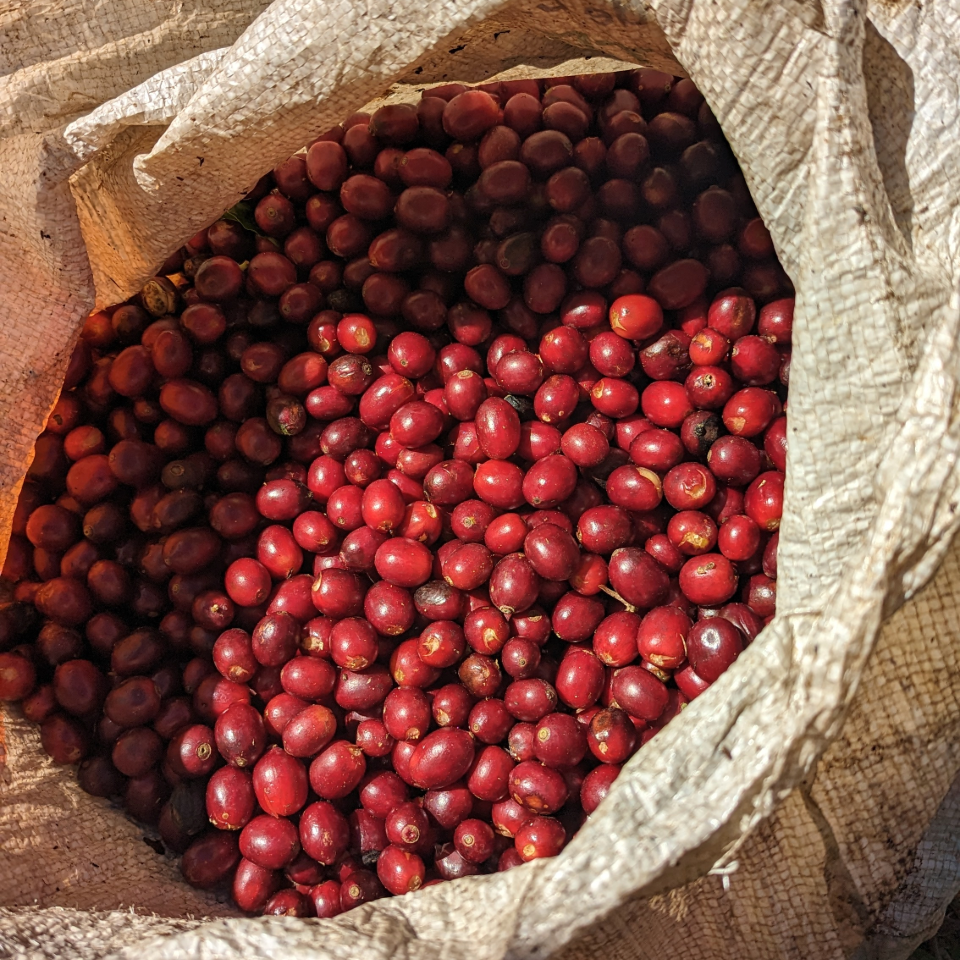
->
[252,746,308,817]
[391,637,441,688]
[354,571,408,628]
[251,613,300,667]
[224,558,272,607]
[591,331,636,378]
[385,801,430,853]
[745,574,777,618]
[473,460,524,510]
[679,553,739,606]
[689,327,731,365]
[663,462,717,511]
[508,759,568,813]
[383,687,432,741]
[606,465,663,512]
[552,592,606,642]
[388,331,436,378]
[561,423,610,467]
[215,703,266,769]
[608,548,670,609]
[450,500,497,543]
[468,699,514,745]
[764,416,788,472]
[519,422,563,461]
[330,617,379,670]
[515,816,566,861]
[522,454,578,508]
[641,381,694,429]
[590,378,640,418]
[312,568,366,619]
[730,335,780,385]
[629,429,684,472]
[707,435,762,486]
[523,524,580,581]
[505,678,559,722]
[484,514,528,555]
[409,728,476,789]
[463,606,509,655]
[685,365,736,409]
[533,375,580,424]
[206,766,256,831]
[309,741,367,799]
[453,818,496,864]
[489,553,540,617]
[577,505,632,554]
[744,471,784,531]
[441,541,495,591]
[424,459,477,506]
[501,637,542,679]
[495,351,544,396]
[181,832,241,890]
[300,801,350,865]
[707,289,756,340]
[282,704,338,758]
[475,398,521,459]
[361,478,407,533]
[377,844,426,895]
[257,525,303,579]
[592,611,641,667]
[587,707,636,764]
[555,649,605,710]
[417,620,466,668]
[763,532,779,580]
[610,665,668,722]
[722,387,781,437]
[637,606,691,669]
[667,510,717,556]
[717,514,761,561]
[608,294,663,340]
[540,325,589,374]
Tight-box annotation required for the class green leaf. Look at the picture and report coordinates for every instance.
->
[222,200,260,235]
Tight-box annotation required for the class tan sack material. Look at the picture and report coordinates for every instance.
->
[3,0,960,958]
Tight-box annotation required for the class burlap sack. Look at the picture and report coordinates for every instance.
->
[4,1,960,958]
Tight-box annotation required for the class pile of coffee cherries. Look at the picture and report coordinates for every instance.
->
[0,67,788,917]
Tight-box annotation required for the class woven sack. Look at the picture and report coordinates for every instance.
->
[3,2,960,958]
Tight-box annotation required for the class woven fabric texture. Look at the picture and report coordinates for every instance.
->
[2,1,960,958]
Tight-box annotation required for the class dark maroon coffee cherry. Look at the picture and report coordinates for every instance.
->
[686,617,745,682]
[40,713,90,764]
[181,830,241,889]
[534,713,587,769]
[508,759,568,814]
[581,763,621,815]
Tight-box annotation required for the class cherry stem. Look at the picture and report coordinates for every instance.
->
[598,584,636,613]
